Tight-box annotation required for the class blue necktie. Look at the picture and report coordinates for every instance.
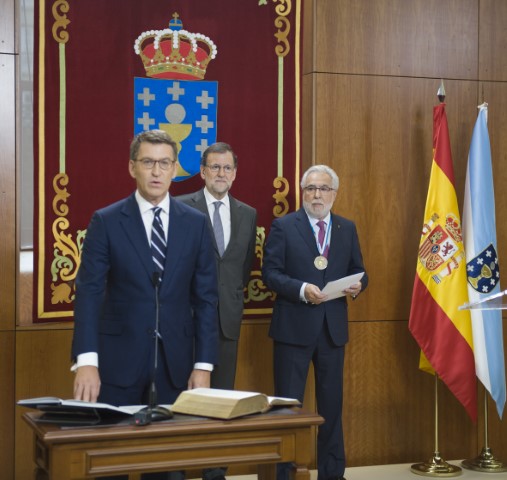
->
[213,201,225,256]
[151,207,166,276]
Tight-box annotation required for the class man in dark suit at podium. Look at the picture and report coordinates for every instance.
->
[72,130,218,480]
[262,165,368,480]
[178,142,257,480]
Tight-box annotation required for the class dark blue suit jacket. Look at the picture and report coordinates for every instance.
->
[72,193,218,390]
[262,208,368,347]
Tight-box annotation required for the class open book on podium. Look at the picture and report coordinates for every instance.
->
[459,289,507,311]
[170,388,301,419]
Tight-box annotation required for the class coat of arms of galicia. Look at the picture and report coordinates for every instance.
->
[466,243,500,294]
[133,13,218,181]
[418,213,466,284]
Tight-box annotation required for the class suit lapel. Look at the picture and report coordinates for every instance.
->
[191,190,219,255]
[327,213,343,267]
[228,196,242,254]
[295,208,319,255]
[164,196,183,284]
[119,194,154,279]
[191,190,209,217]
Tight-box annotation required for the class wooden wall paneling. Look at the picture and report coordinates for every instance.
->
[311,74,477,322]
[15,329,75,480]
[482,82,507,276]
[0,53,16,330]
[344,320,476,467]
[312,0,478,79]
[302,0,315,76]
[0,0,15,53]
[235,319,274,393]
[301,74,315,170]
[0,331,15,479]
[479,0,507,81]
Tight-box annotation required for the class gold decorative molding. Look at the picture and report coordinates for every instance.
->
[52,0,70,44]
[272,176,290,217]
[49,173,84,304]
[244,226,276,304]
[274,0,291,57]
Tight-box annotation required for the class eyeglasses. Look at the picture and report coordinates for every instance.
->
[136,158,177,170]
[205,164,235,174]
[303,185,335,194]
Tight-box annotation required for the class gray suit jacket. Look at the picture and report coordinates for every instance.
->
[178,189,257,339]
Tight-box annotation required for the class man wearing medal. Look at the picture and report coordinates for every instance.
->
[262,164,368,480]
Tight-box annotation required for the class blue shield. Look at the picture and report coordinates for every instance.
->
[134,77,218,181]
[466,243,500,294]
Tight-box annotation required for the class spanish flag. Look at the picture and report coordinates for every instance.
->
[409,103,477,422]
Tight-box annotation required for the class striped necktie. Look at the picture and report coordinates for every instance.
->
[213,201,225,256]
[151,207,166,277]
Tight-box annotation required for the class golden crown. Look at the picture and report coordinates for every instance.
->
[134,13,217,80]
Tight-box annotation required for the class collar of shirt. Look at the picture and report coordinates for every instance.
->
[203,187,230,211]
[306,212,331,230]
[135,190,170,240]
[135,190,170,215]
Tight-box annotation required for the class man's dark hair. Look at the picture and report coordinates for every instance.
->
[129,130,178,161]
[201,142,238,167]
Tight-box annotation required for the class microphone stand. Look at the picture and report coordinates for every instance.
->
[133,272,173,425]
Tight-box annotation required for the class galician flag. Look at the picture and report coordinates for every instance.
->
[409,102,477,421]
[462,103,506,418]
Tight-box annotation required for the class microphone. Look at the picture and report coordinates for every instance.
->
[133,272,173,426]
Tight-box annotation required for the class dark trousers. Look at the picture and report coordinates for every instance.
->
[274,323,346,480]
[97,343,184,480]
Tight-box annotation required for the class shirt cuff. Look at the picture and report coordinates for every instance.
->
[299,282,308,302]
[71,352,98,372]
[194,362,213,372]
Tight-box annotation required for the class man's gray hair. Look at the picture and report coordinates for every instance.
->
[300,165,339,190]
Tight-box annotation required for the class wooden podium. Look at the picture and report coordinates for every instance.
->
[23,407,323,480]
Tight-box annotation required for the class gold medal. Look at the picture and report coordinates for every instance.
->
[314,255,328,270]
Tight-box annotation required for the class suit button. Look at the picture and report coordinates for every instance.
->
[147,328,153,335]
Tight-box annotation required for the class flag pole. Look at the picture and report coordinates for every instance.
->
[410,81,466,477]
[410,374,462,477]
[462,388,507,472]
[460,98,507,473]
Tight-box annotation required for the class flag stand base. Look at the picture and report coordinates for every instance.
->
[462,447,507,473]
[411,453,462,477]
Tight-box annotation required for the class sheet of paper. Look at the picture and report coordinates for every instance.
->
[321,272,364,301]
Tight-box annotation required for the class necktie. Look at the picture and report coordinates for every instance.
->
[213,201,225,256]
[317,220,329,257]
[151,207,166,276]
